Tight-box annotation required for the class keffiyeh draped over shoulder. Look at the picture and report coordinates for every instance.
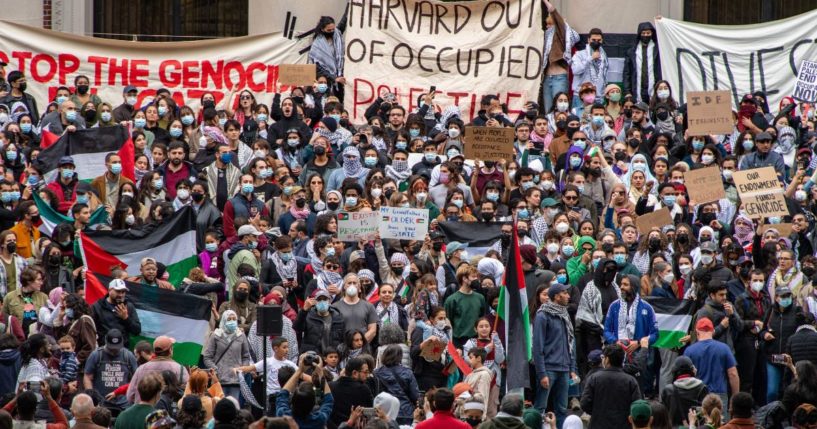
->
[309,31,345,79]
[434,105,461,133]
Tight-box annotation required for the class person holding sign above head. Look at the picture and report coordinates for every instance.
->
[541,0,580,113]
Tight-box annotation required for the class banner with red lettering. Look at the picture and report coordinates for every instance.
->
[0,20,308,110]
[343,0,545,124]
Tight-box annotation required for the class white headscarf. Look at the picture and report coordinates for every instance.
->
[374,392,400,421]
[477,257,505,286]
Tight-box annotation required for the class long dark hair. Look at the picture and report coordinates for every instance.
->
[313,16,335,40]
[20,333,48,365]
[65,293,90,318]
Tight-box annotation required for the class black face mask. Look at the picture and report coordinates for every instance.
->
[649,238,661,252]
[77,84,90,95]
[391,266,404,276]
[656,111,669,121]
[623,109,633,119]
[804,266,817,278]
[432,242,443,252]
[295,197,307,208]
[556,120,567,131]
[202,100,215,109]
[590,41,602,50]
[469,279,480,290]
[408,272,419,284]
[322,30,335,38]
[30,215,40,224]
[48,255,61,266]
[6,242,16,253]
[327,201,340,211]
[518,229,529,238]
[676,234,689,244]
[465,418,482,428]
[603,269,616,284]
[482,212,494,222]
[566,126,579,139]
[601,242,613,253]
[234,291,249,302]
[501,233,511,245]
[84,110,96,122]
[484,161,496,169]
[191,192,205,203]
[314,146,326,156]
[17,82,27,92]
[640,35,652,45]
[700,212,716,225]
[384,188,394,199]
[628,138,640,148]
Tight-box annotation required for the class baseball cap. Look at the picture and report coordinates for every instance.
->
[288,185,304,195]
[579,82,596,93]
[108,278,128,291]
[237,225,262,237]
[314,290,332,300]
[445,241,467,257]
[153,335,176,354]
[740,94,757,105]
[541,197,559,208]
[756,131,773,141]
[123,85,138,94]
[776,285,792,296]
[695,317,714,332]
[429,230,445,240]
[145,410,176,429]
[700,241,718,253]
[548,282,569,299]
[587,349,603,365]
[630,399,652,421]
[349,250,365,264]
[632,102,649,112]
[105,329,124,351]
[58,156,75,167]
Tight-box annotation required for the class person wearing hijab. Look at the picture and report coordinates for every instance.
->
[477,257,505,287]
[203,309,251,401]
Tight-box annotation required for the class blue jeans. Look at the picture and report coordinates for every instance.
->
[534,370,569,429]
[542,73,569,112]
[766,362,784,403]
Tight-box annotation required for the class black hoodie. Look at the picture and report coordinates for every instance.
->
[622,22,662,101]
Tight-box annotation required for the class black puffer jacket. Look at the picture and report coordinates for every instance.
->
[293,306,345,355]
[660,377,709,426]
[786,325,817,364]
[761,304,801,360]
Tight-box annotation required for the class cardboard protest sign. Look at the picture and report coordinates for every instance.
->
[337,211,379,241]
[686,91,734,135]
[636,207,673,235]
[420,338,444,361]
[343,0,544,124]
[0,21,308,111]
[464,127,516,162]
[278,64,316,86]
[794,60,817,103]
[379,207,429,241]
[759,223,795,237]
[683,166,726,204]
[732,167,789,218]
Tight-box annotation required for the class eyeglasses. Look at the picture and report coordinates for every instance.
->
[240,95,253,100]
[563,195,578,200]
[324,264,340,270]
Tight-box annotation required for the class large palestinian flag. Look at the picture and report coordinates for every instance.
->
[85,272,210,366]
[437,220,508,255]
[33,193,108,236]
[642,297,695,348]
[496,226,531,391]
[78,207,198,285]
[37,125,135,182]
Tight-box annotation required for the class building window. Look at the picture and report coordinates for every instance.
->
[685,0,817,25]
[93,0,248,42]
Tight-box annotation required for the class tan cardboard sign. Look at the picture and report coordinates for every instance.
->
[278,64,316,86]
[732,167,789,218]
[684,166,726,204]
[464,126,515,162]
[687,90,734,135]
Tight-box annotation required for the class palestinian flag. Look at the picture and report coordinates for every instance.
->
[37,125,135,182]
[85,272,210,366]
[496,226,531,391]
[78,206,198,285]
[642,297,694,348]
[33,193,108,236]
[437,220,508,255]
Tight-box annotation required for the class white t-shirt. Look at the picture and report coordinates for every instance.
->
[254,356,297,395]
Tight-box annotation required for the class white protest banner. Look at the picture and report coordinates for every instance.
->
[794,60,817,103]
[337,211,380,241]
[655,11,817,109]
[0,20,308,112]
[343,0,545,124]
[379,207,429,241]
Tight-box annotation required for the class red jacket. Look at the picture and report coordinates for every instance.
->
[45,180,78,214]
[416,411,471,429]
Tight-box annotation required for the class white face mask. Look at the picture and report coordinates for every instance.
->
[542,180,554,190]
[555,222,569,234]
[662,273,674,284]
[448,128,461,138]
[751,281,765,292]
[679,264,692,275]
[435,320,447,330]
[556,101,569,112]
[546,242,560,254]
[346,286,358,297]
[370,188,382,198]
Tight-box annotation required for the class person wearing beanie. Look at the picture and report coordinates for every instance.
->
[659,356,708,427]
[532,281,576,428]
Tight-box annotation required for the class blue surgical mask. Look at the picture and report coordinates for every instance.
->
[9,191,20,202]
[570,157,582,168]
[20,123,31,133]
[248,240,258,249]
[316,301,330,312]
[521,181,534,191]
[769,216,781,224]
[409,129,420,138]
[330,114,341,123]
[614,254,627,266]
[346,196,358,207]
[576,185,585,194]
[169,128,183,138]
[134,118,146,128]
[592,258,601,269]
[325,247,336,257]
[61,168,74,179]
[205,242,218,252]
[317,83,329,93]
[518,208,529,219]
[280,252,293,262]
[241,183,255,194]
[573,139,587,150]
[742,140,754,151]
[153,178,164,190]
[556,274,568,284]
[5,151,16,161]
[0,193,10,203]
[452,199,463,208]
[56,96,67,105]
[76,194,89,204]
[396,142,407,150]
[562,245,575,257]
[447,149,459,158]
[779,297,793,308]
[692,140,704,151]
[65,308,74,319]
[110,163,122,175]
[257,114,268,122]
[663,195,676,206]
[592,115,605,127]
[364,156,377,167]
[158,106,168,116]
[486,192,499,202]
[260,168,273,179]
[219,118,227,127]
[224,320,238,332]
[28,175,38,185]
[424,153,436,162]
[181,115,194,126]
[65,110,77,122]
[220,152,234,164]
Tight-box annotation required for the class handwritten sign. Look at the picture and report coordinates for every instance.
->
[684,166,725,204]
[794,60,817,103]
[337,211,379,241]
[278,64,317,86]
[733,167,789,218]
[635,207,673,235]
[464,126,515,162]
[379,207,429,241]
[687,90,733,135]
